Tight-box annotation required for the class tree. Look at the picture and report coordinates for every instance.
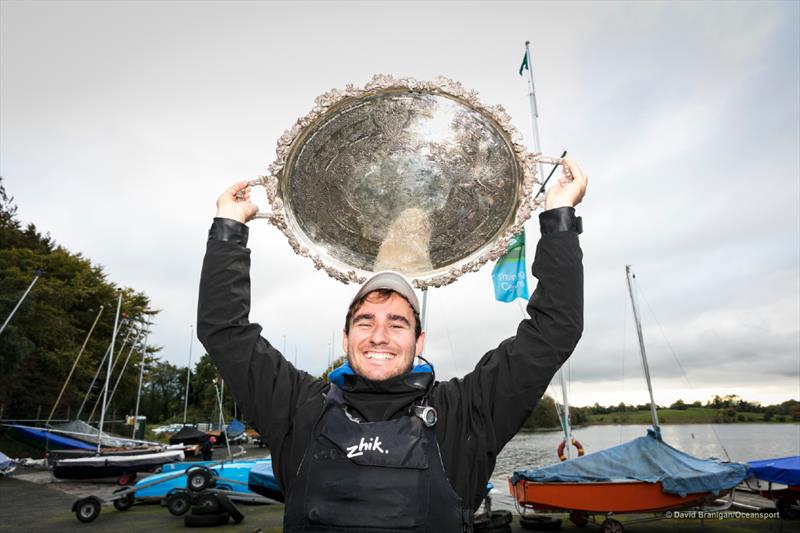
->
[523,395,560,429]
[0,178,157,419]
[669,399,689,410]
[140,360,185,422]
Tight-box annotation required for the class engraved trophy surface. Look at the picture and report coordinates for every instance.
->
[251,75,565,288]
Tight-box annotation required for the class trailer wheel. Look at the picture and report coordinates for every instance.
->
[192,492,221,514]
[112,489,135,511]
[74,496,102,523]
[600,518,624,533]
[186,468,213,491]
[166,491,192,516]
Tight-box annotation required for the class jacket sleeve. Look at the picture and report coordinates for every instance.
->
[196,218,324,453]
[436,207,583,454]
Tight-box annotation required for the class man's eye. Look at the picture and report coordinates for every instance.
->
[391,324,405,329]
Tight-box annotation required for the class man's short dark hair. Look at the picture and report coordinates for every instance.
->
[344,289,422,339]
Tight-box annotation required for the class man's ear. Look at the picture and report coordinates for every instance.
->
[415,331,426,357]
[341,329,348,354]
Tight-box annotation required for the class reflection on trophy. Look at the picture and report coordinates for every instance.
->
[249,74,567,288]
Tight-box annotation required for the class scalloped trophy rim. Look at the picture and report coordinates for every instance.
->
[256,74,559,289]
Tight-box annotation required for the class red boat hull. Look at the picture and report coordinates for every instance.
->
[508,478,720,513]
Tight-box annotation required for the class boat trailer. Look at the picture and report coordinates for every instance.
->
[71,460,273,524]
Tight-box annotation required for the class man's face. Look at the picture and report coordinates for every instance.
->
[343,291,425,382]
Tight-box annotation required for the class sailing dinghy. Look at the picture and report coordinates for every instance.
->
[508,266,749,532]
[746,456,800,518]
[52,449,185,480]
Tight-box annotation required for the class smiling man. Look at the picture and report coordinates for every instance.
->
[344,279,424,382]
[197,159,587,532]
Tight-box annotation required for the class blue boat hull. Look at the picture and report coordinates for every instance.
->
[133,459,275,500]
[4,424,96,451]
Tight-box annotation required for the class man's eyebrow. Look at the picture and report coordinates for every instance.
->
[386,314,411,326]
[352,312,375,323]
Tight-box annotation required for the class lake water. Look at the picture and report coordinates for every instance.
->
[490,423,800,510]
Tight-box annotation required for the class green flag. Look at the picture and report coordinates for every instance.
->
[491,230,529,302]
[518,52,528,76]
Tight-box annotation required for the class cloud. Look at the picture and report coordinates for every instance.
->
[1,1,797,406]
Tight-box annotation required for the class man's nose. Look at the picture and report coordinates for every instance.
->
[369,324,389,345]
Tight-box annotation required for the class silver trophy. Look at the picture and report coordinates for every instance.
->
[249,74,567,288]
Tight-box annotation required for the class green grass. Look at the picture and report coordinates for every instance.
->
[586,407,776,425]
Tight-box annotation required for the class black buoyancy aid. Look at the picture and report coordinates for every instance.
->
[284,384,471,532]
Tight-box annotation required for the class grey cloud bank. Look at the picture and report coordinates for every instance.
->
[1,1,797,407]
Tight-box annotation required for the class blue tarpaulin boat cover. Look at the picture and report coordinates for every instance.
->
[748,456,800,486]
[511,430,749,497]
[226,419,246,437]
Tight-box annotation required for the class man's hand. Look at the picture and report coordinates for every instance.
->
[544,158,588,210]
[216,181,259,224]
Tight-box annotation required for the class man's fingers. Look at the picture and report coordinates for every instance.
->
[563,158,587,185]
[225,180,251,197]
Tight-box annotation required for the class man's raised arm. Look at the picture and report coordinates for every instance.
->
[197,181,321,450]
[438,159,588,449]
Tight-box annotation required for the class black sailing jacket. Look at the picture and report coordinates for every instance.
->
[197,207,583,513]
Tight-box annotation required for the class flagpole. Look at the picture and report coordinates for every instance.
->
[521,41,573,451]
[523,41,543,160]
[522,41,544,304]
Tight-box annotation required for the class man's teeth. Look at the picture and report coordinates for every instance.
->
[365,352,395,360]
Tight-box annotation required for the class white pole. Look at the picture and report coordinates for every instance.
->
[0,270,42,336]
[132,330,148,439]
[105,329,145,411]
[87,323,134,423]
[218,380,225,431]
[558,370,573,459]
[625,265,660,434]
[97,292,122,454]
[419,289,430,359]
[214,381,233,460]
[182,324,194,425]
[523,41,545,181]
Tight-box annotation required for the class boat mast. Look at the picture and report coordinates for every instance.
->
[182,324,193,425]
[558,371,573,458]
[104,328,146,411]
[132,328,149,438]
[624,265,660,436]
[46,305,104,425]
[96,292,123,455]
[83,323,134,422]
[0,269,42,337]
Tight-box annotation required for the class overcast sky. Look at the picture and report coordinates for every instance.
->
[1,0,798,407]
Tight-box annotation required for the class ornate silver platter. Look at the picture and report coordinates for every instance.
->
[250,74,566,288]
